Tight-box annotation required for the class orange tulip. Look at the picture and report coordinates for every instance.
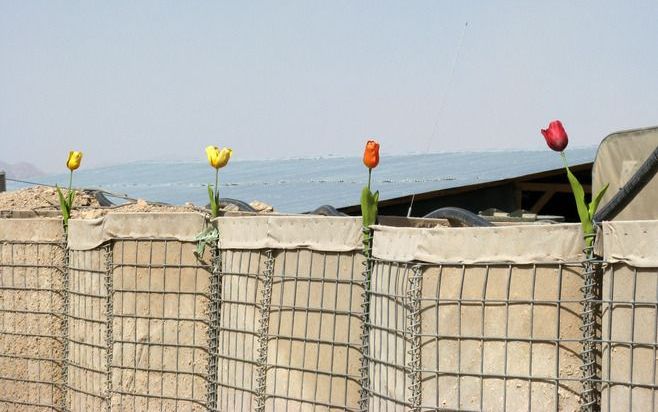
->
[363,140,380,169]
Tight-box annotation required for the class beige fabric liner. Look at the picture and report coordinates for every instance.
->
[598,220,658,268]
[592,126,658,221]
[601,263,658,411]
[368,262,582,411]
[216,216,363,252]
[372,223,584,264]
[0,218,64,242]
[67,213,207,250]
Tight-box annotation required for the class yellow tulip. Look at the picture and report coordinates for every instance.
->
[66,151,83,171]
[205,146,232,169]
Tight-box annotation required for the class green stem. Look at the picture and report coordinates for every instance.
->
[367,168,372,192]
[68,170,73,192]
[214,168,219,203]
[560,151,569,169]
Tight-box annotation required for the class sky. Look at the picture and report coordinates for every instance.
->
[1,1,657,172]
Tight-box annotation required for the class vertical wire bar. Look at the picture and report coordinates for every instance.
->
[206,240,222,412]
[628,267,638,411]
[104,244,114,411]
[62,240,70,412]
[581,233,601,411]
[528,264,537,411]
[555,264,564,411]
[359,226,374,411]
[407,264,423,411]
[255,250,274,412]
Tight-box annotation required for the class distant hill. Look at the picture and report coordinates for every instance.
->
[0,161,45,179]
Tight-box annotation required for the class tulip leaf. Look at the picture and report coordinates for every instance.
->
[194,225,219,257]
[361,186,378,228]
[588,183,609,219]
[56,185,70,229]
[207,185,219,218]
[564,166,592,236]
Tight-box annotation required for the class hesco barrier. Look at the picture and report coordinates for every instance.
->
[215,217,365,411]
[0,219,65,411]
[598,220,658,411]
[0,213,657,411]
[366,224,586,411]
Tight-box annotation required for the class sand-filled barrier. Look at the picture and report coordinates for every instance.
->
[1,211,658,411]
[367,224,586,411]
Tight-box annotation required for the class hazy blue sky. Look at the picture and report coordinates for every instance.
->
[2,1,657,172]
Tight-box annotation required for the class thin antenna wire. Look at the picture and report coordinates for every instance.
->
[425,21,469,153]
[407,193,416,217]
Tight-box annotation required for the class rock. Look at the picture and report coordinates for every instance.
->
[250,200,273,213]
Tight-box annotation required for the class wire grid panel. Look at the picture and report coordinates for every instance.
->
[111,239,211,411]
[0,240,65,411]
[68,247,111,411]
[214,249,268,411]
[369,260,584,412]
[265,249,365,411]
[601,263,658,411]
[367,260,413,411]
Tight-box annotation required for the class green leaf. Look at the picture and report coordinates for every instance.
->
[194,225,219,257]
[207,185,218,218]
[588,183,609,219]
[360,186,378,228]
[56,185,70,229]
[565,166,592,236]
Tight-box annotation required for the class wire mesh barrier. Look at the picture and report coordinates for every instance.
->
[215,216,366,411]
[0,219,66,411]
[109,239,211,410]
[366,224,589,411]
[599,221,658,411]
[67,246,112,410]
[367,260,584,411]
[214,248,268,410]
[1,214,658,411]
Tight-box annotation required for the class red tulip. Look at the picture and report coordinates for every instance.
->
[541,120,569,152]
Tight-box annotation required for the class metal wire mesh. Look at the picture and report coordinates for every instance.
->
[0,240,66,411]
[67,246,112,411]
[265,249,365,411]
[600,263,658,411]
[215,249,268,411]
[368,259,585,412]
[110,239,210,411]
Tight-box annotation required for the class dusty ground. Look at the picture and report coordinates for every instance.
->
[0,186,274,217]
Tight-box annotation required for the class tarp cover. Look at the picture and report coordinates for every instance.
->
[0,218,63,242]
[592,126,658,220]
[599,220,658,267]
[372,223,584,264]
[216,216,363,252]
[67,213,207,250]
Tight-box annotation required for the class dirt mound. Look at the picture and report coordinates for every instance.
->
[0,186,100,209]
[0,186,274,218]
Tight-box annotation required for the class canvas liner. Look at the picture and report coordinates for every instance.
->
[0,218,66,410]
[2,213,658,411]
[599,220,658,411]
[368,223,585,411]
[592,126,658,221]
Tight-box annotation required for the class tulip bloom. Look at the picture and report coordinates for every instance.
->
[541,120,568,152]
[67,151,83,171]
[541,120,608,247]
[205,146,232,218]
[58,150,83,231]
[363,140,380,169]
[206,146,232,169]
[361,139,380,229]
